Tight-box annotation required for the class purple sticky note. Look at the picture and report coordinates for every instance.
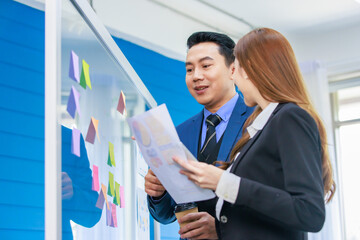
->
[71,127,80,157]
[120,186,125,208]
[69,51,80,82]
[66,86,81,119]
[106,201,112,226]
[95,189,105,210]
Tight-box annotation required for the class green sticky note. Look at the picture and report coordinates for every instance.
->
[113,181,120,206]
[107,142,115,167]
[80,59,91,89]
[108,172,115,197]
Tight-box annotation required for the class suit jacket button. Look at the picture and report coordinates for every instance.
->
[220,215,228,223]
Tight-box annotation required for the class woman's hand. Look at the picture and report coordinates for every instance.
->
[172,156,224,191]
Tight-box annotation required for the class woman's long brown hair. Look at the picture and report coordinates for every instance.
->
[220,28,335,203]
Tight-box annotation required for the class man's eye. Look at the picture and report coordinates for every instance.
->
[203,64,211,68]
[186,68,193,73]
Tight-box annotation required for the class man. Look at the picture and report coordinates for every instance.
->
[145,32,253,239]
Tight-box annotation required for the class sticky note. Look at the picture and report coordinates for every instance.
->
[92,165,99,191]
[66,86,81,119]
[69,50,79,83]
[80,59,92,89]
[96,184,110,210]
[108,172,115,197]
[120,186,125,208]
[112,203,117,227]
[106,201,112,226]
[113,181,120,206]
[71,127,80,157]
[117,91,127,116]
[85,117,100,144]
[107,142,115,167]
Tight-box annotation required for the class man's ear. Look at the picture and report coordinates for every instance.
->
[230,62,235,75]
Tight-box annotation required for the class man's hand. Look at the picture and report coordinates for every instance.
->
[178,212,218,239]
[144,169,166,198]
[62,172,74,200]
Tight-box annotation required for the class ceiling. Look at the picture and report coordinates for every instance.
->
[198,0,360,34]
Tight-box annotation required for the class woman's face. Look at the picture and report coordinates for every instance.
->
[233,59,258,107]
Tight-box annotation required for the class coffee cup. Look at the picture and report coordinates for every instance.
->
[174,203,198,228]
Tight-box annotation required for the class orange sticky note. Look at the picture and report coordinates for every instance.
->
[117,91,127,116]
[85,117,100,144]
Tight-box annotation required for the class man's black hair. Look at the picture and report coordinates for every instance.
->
[187,32,235,66]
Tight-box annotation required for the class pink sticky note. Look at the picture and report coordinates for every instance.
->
[69,51,79,83]
[66,86,81,119]
[71,127,80,157]
[120,186,125,208]
[85,117,100,144]
[106,201,113,226]
[92,165,99,191]
[112,203,117,227]
[117,91,127,116]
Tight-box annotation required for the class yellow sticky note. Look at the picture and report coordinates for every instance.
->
[113,181,120,206]
[80,59,92,89]
[108,172,115,197]
[107,142,115,167]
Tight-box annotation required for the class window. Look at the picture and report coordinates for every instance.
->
[331,84,360,240]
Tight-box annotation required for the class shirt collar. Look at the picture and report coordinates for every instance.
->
[204,94,239,123]
[247,102,279,138]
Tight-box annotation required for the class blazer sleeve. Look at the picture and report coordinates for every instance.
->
[147,192,177,224]
[233,107,325,232]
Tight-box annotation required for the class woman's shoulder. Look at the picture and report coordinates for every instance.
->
[273,102,317,128]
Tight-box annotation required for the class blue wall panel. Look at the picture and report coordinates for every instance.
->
[113,37,202,127]
[0,0,45,239]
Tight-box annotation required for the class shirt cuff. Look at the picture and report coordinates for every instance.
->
[149,191,167,204]
[215,172,241,204]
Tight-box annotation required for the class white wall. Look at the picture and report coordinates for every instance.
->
[287,20,360,66]
[93,0,360,68]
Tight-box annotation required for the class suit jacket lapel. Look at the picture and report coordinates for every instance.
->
[230,103,285,172]
[188,110,203,158]
[218,97,248,162]
[230,130,262,172]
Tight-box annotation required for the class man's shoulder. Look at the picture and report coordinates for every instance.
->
[176,110,203,131]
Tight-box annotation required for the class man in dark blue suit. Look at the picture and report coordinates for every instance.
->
[145,32,253,239]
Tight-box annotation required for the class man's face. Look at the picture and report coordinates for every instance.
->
[185,42,235,113]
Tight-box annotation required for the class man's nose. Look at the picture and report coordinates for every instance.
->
[192,68,204,82]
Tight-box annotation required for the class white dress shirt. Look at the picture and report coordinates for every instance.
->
[215,102,279,220]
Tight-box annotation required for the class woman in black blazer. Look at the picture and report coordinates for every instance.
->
[174,28,335,240]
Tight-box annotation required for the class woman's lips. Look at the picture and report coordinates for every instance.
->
[194,86,208,95]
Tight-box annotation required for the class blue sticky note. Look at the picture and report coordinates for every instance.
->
[69,51,80,83]
[66,86,81,119]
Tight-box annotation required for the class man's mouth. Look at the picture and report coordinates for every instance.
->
[194,85,208,94]
[194,86,208,90]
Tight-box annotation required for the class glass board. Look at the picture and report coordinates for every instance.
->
[59,0,154,239]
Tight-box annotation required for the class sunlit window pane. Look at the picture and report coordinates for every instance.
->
[339,123,360,240]
[338,86,360,121]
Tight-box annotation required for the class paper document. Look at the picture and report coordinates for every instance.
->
[127,104,215,204]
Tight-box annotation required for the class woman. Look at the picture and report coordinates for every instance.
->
[173,28,335,240]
